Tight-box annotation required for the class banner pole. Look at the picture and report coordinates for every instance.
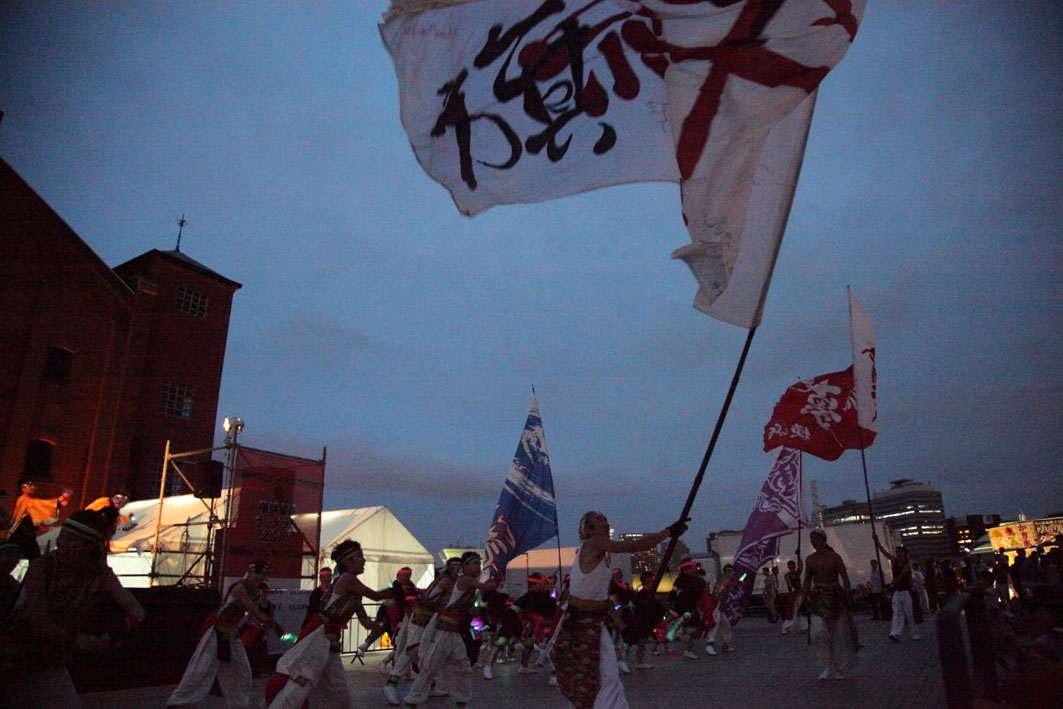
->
[650,325,758,593]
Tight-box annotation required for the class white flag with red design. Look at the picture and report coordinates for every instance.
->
[848,287,877,431]
[380,0,866,327]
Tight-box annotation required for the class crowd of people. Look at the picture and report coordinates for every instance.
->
[2,479,1061,707]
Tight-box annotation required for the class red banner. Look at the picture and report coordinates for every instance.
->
[763,366,876,461]
[224,446,324,583]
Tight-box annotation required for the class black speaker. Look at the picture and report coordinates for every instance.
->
[193,459,225,498]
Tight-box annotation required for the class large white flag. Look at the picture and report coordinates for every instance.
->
[380,0,865,327]
[848,286,877,431]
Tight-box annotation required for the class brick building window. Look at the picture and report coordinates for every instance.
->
[146,456,186,497]
[174,285,208,318]
[159,380,194,419]
[41,346,73,384]
[23,439,55,482]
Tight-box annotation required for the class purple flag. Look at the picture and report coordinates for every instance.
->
[722,446,802,625]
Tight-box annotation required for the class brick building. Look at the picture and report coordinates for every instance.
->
[0,157,240,505]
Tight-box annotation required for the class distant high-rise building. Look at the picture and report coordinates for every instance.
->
[872,479,948,562]
[619,533,659,578]
[822,499,872,526]
[945,514,1002,555]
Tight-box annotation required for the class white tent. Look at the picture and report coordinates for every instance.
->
[29,498,435,595]
[300,507,436,591]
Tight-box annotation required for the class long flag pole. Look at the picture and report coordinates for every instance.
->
[649,325,758,593]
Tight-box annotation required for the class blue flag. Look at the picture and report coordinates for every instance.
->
[483,396,558,580]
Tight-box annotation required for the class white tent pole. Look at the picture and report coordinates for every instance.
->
[149,439,171,587]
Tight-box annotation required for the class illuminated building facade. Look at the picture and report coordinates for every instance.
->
[872,479,949,562]
[618,533,660,577]
[946,514,1002,555]
[0,158,240,504]
[822,499,872,526]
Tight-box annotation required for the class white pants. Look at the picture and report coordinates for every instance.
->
[810,613,852,675]
[594,624,627,709]
[269,626,352,709]
[890,590,920,639]
[168,629,252,708]
[707,606,733,648]
[390,620,424,679]
[404,630,470,705]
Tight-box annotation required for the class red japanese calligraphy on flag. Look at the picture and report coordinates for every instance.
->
[381,0,866,327]
[763,366,875,461]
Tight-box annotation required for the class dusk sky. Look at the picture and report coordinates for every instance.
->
[2,1,1060,557]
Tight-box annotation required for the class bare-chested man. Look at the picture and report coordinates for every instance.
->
[800,528,853,680]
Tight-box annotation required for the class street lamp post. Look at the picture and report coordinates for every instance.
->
[215,417,244,588]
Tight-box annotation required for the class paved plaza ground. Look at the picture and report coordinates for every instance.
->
[82,613,947,708]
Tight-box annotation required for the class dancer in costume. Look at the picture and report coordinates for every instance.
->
[781,558,803,634]
[167,560,273,708]
[355,566,417,661]
[800,528,854,680]
[511,573,556,675]
[372,567,420,674]
[607,568,635,673]
[762,566,779,623]
[669,560,705,659]
[403,551,497,707]
[551,511,687,709]
[619,572,665,671]
[874,534,921,642]
[383,557,461,705]
[481,589,522,678]
[0,510,144,708]
[706,564,737,655]
[267,540,392,708]
[302,566,333,629]
[7,477,71,560]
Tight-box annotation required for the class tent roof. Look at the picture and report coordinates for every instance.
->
[296,506,434,567]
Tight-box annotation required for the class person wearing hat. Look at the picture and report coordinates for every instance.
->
[0,509,144,707]
[551,511,688,709]
[167,559,273,708]
[7,478,71,561]
[382,558,462,705]
[402,551,497,707]
[267,540,393,708]
[799,528,854,680]
[85,491,135,536]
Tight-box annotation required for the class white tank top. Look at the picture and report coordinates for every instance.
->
[569,545,610,601]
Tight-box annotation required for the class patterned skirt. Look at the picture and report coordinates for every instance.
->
[550,608,605,709]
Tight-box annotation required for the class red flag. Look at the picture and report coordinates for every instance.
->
[763,366,875,461]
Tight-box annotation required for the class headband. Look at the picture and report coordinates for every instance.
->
[334,545,363,564]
